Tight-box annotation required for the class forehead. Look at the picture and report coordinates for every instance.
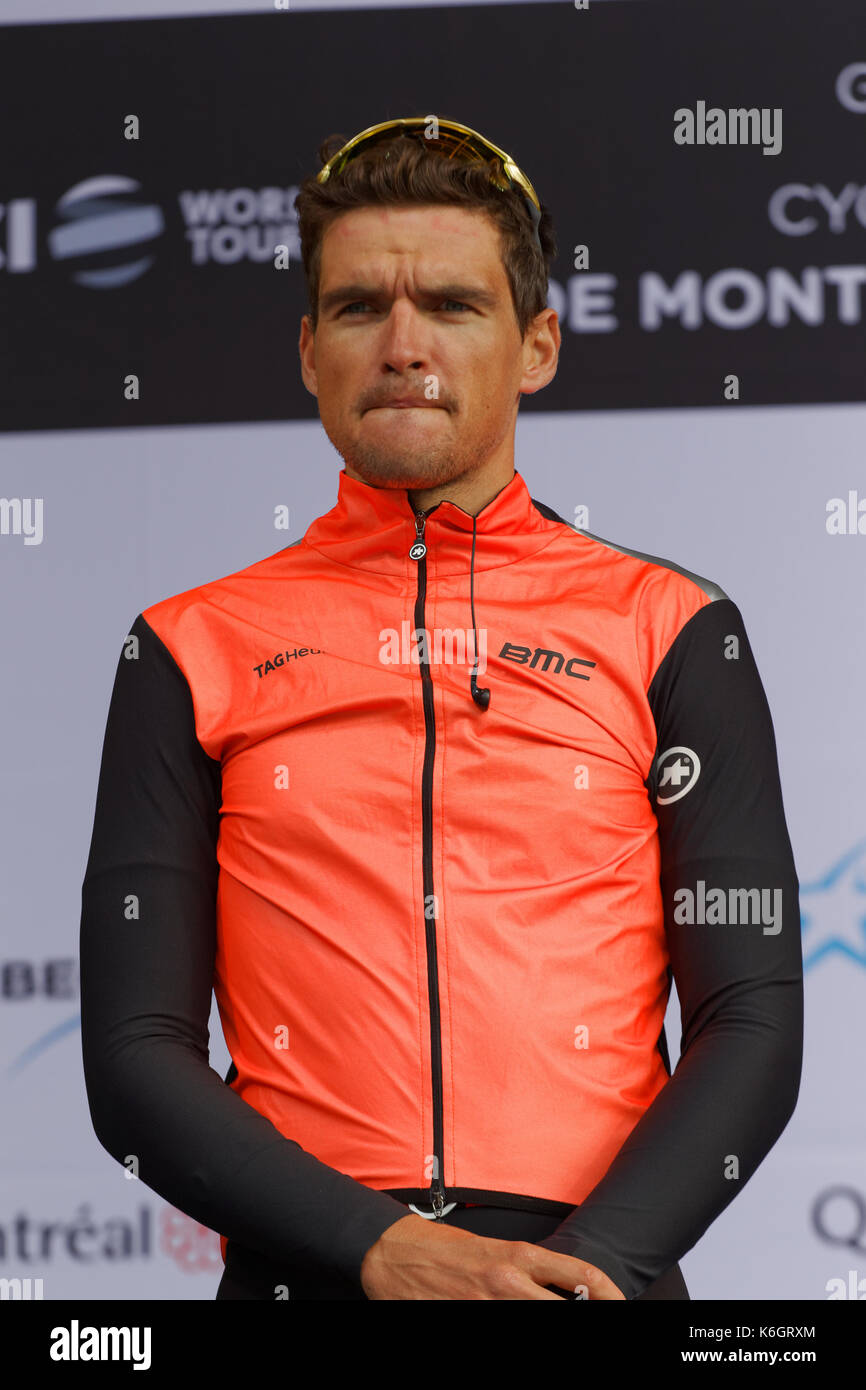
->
[318,204,506,286]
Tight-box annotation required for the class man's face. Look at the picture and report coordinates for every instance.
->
[298,204,559,491]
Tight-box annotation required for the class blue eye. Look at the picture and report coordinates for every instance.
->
[338,300,471,315]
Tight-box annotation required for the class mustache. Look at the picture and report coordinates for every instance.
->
[363,386,450,410]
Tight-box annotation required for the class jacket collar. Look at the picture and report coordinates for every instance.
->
[302,466,559,577]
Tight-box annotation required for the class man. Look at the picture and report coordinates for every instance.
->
[80,117,803,1301]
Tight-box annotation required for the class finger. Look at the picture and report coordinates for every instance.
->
[526,1246,624,1299]
[548,1261,620,1300]
[546,1278,592,1299]
[535,1250,598,1292]
[523,1282,567,1300]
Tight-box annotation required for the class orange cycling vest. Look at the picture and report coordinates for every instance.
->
[140,466,718,1252]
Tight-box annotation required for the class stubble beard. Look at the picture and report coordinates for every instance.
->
[331,407,500,492]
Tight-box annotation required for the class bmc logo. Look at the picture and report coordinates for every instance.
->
[498,642,596,681]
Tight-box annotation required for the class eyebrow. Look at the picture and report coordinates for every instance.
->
[319,283,500,314]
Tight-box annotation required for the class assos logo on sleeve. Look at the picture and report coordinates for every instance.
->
[654,746,701,803]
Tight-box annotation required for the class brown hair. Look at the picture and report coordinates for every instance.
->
[293,128,557,339]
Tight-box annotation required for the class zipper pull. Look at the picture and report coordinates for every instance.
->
[427,1181,457,1219]
[410,511,427,561]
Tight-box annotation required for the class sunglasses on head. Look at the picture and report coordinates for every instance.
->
[316,116,543,250]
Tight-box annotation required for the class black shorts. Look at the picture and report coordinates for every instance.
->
[215,1202,689,1300]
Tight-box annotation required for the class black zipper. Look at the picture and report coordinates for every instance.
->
[410,508,447,1218]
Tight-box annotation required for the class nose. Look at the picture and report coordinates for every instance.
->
[379,299,430,374]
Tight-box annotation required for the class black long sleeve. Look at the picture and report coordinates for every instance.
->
[79,613,409,1293]
[535,596,804,1299]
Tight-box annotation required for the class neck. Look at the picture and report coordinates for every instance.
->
[407,464,517,517]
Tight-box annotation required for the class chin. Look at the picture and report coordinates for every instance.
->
[347,457,457,490]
